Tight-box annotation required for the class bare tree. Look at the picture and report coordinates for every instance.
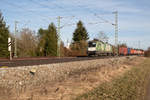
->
[17,28,37,57]
[97,31,109,42]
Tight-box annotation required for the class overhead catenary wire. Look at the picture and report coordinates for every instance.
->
[2,0,111,29]
[29,0,78,30]
[30,0,75,17]
[30,0,113,27]
[60,21,105,29]
[94,13,114,25]
[71,0,116,36]
[1,0,57,24]
[72,0,114,24]
[3,0,117,38]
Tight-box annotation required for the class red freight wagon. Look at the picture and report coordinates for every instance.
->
[137,50,141,55]
[119,47,123,55]
[134,49,137,55]
[138,50,142,55]
[130,49,134,55]
[119,47,127,56]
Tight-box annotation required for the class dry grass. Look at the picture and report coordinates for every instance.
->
[75,58,150,100]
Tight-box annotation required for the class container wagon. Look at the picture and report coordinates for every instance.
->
[119,47,128,56]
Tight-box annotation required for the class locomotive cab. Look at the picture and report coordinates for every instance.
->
[87,41,97,56]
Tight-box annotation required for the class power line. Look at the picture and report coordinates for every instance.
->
[31,0,111,25]
[60,21,105,29]
[73,0,113,23]
[94,13,114,25]
[30,0,75,16]
[29,0,58,16]
[57,16,61,57]
[1,0,54,23]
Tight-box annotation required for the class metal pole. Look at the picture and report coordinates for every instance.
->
[10,49,12,60]
[14,21,18,58]
[138,41,141,49]
[113,11,118,56]
[57,16,61,57]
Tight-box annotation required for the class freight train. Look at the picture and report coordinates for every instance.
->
[87,39,144,56]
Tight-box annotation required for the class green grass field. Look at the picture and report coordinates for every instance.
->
[75,58,150,100]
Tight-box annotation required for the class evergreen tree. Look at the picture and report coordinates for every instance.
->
[37,28,47,56]
[73,21,89,42]
[71,21,89,56]
[0,12,9,57]
[45,23,58,56]
[37,23,58,56]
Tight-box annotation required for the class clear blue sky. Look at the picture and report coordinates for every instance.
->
[0,0,150,50]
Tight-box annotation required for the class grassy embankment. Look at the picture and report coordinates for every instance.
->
[75,58,150,100]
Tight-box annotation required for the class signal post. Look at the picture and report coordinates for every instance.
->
[8,37,12,60]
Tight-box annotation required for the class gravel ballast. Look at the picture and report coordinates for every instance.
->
[0,56,136,100]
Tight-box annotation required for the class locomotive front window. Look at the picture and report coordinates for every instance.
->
[88,42,96,47]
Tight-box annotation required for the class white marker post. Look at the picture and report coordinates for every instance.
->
[8,37,12,60]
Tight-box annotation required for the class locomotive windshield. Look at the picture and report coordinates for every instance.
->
[88,42,96,47]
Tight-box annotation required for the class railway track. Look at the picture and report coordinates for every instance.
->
[0,56,114,67]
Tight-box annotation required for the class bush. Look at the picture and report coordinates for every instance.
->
[70,40,88,57]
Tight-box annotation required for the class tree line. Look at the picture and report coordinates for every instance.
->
[0,12,89,58]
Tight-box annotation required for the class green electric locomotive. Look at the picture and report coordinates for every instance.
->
[87,40,113,56]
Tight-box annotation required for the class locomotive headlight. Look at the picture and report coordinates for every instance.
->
[88,47,96,51]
